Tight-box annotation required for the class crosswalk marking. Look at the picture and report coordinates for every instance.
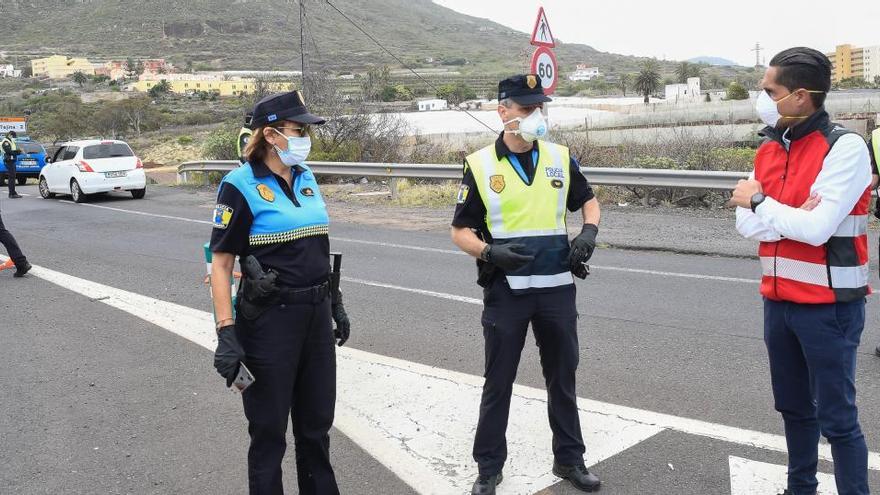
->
[729,456,838,495]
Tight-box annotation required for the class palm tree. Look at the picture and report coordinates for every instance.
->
[618,73,631,97]
[675,62,691,84]
[635,60,661,104]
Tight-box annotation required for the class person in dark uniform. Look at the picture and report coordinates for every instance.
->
[1,130,22,198]
[870,126,880,358]
[0,192,32,276]
[451,75,602,495]
[209,90,351,495]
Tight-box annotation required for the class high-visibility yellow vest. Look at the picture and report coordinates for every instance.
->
[467,140,573,292]
[872,128,880,175]
[2,137,18,155]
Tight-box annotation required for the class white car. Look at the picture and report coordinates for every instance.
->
[39,139,147,202]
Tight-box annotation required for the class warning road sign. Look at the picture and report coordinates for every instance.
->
[530,7,555,48]
[530,47,558,95]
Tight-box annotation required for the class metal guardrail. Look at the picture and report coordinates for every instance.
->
[177,160,749,191]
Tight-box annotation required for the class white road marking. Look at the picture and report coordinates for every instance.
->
[49,198,766,285]
[8,258,879,495]
[729,456,838,495]
[343,276,482,305]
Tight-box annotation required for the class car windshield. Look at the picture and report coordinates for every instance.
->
[83,143,133,159]
[19,143,45,154]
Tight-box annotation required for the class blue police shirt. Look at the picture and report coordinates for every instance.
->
[209,160,330,288]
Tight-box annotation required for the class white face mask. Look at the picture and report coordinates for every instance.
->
[755,89,824,128]
[503,108,548,142]
[272,128,311,167]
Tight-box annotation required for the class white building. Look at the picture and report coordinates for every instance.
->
[569,65,601,81]
[0,64,22,78]
[418,99,448,112]
[664,77,702,102]
[863,46,880,84]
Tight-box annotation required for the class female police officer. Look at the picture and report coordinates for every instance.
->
[209,90,350,495]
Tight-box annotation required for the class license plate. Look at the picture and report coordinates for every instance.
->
[20,159,36,166]
[105,171,127,178]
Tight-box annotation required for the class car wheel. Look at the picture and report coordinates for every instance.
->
[39,176,55,199]
[130,187,146,199]
[16,176,27,186]
[71,179,87,203]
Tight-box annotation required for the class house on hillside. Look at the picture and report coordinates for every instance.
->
[31,55,95,79]
[569,65,601,81]
[664,77,702,102]
[418,99,448,111]
[0,65,22,78]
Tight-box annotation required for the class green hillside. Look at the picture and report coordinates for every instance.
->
[0,0,736,79]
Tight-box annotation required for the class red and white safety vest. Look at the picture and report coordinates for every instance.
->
[755,115,872,304]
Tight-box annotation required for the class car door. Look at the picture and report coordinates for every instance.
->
[44,146,66,190]
[57,146,80,190]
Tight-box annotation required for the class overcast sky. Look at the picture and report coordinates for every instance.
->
[432,0,880,66]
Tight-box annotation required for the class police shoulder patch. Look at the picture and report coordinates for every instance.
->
[212,204,234,229]
[456,184,470,204]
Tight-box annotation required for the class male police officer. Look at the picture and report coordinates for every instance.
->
[870,124,880,358]
[1,131,22,198]
[451,75,601,494]
[734,47,871,495]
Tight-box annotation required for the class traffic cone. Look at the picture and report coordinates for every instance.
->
[0,259,14,271]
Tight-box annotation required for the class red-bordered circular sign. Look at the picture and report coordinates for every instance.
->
[530,46,558,95]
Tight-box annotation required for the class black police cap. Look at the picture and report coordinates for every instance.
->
[250,90,326,128]
[498,74,552,105]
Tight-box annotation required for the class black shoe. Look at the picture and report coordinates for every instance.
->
[553,463,601,492]
[471,472,502,495]
[9,193,22,199]
[875,345,880,357]
[13,261,31,278]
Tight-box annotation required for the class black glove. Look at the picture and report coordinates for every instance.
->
[214,325,245,387]
[331,292,351,347]
[568,224,598,271]
[485,243,535,272]
[572,262,590,279]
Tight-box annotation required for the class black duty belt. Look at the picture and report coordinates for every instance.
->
[276,281,330,305]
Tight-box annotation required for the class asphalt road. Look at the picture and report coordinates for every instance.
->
[1,184,879,494]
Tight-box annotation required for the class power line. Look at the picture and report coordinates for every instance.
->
[322,0,498,133]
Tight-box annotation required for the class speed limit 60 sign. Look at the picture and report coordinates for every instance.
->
[530,46,558,95]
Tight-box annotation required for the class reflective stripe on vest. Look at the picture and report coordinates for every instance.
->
[467,140,573,292]
[760,257,869,289]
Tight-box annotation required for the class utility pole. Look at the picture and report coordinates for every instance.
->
[751,42,763,68]
[299,0,308,94]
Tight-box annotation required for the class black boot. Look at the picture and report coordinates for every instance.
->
[471,472,502,495]
[14,261,31,278]
[553,462,601,492]
[9,193,21,199]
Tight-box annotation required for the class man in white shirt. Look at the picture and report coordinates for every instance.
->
[732,47,872,495]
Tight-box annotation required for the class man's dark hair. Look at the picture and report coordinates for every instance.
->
[8,130,16,138]
[769,47,832,108]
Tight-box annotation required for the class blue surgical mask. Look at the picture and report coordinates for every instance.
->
[272,128,311,167]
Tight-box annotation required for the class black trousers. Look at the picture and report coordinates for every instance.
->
[473,277,585,476]
[0,210,26,266]
[236,296,339,495]
[4,158,16,194]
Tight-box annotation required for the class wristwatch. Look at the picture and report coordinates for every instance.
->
[750,192,766,213]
